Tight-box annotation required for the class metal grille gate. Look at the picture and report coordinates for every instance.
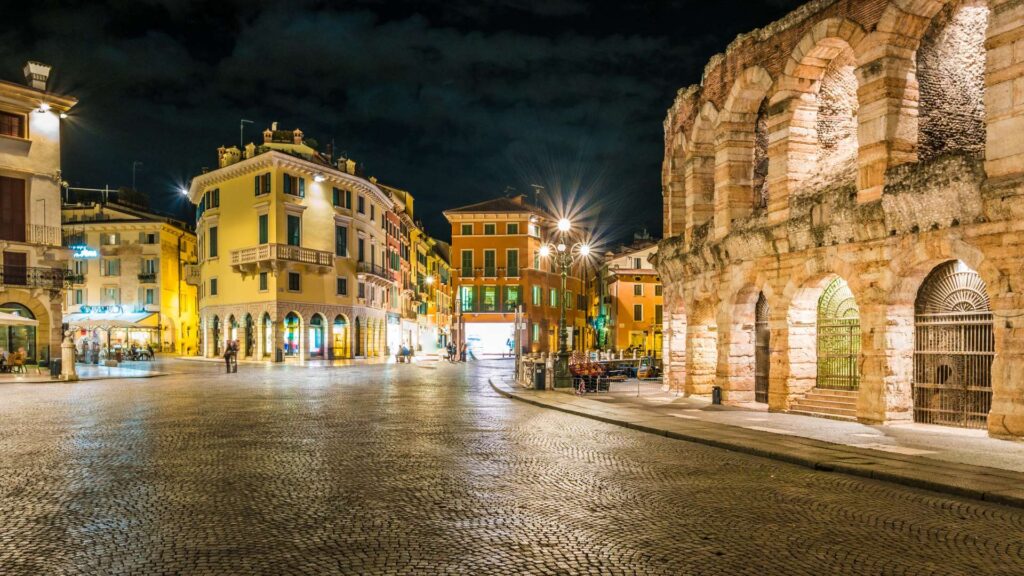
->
[754,293,770,403]
[914,261,993,429]
[816,278,860,390]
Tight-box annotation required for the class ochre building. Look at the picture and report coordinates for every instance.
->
[593,235,663,355]
[656,0,1024,438]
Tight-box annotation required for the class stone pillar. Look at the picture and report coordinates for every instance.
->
[855,52,918,203]
[856,301,913,424]
[61,331,78,382]
[273,320,285,363]
[255,318,265,359]
[984,0,1024,183]
[685,322,717,396]
[713,123,755,240]
[717,318,755,403]
[765,95,811,225]
[988,290,1024,438]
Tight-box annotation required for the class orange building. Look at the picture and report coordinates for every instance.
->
[443,195,587,355]
[592,235,662,355]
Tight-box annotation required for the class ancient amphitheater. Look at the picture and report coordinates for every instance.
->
[655,0,1024,438]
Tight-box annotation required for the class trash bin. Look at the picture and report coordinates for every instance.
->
[712,385,722,405]
[50,358,62,378]
[533,364,546,390]
[275,348,284,363]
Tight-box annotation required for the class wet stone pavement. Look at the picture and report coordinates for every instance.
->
[1,360,1023,575]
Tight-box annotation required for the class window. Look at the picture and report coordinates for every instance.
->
[258,214,269,244]
[288,272,300,291]
[358,282,366,299]
[259,272,268,291]
[101,258,120,277]
[286,215,301,247]
[73,260,88,275]
[633,257,642,269]
[358,195,365,214]
[461,223,472,236]
[210,278,218,296]
[549,288,558,308]
[345,190,352,209]
[532,285,542,306]
[140,232,158,244]
[506,249,519,277]
[208,226,218,258]
[528,222,540,237]
[459,286,475,312]
[283,174,305,197]
[460,250,473,277]
[577,293,586,311]
[73,289,84,305]
[254,173,271,196]
[100,233,121,246]
[507,222,519,235]
[481,286,498,312]
[332,187,342,207]
[655,304,663,324]
[633,304,643,322]
[141,258,157,275]
[655,285,663,296]
[483,223,496,235]
[483,250,496,276]
[102,286,120,305]
[0,111,25,138]
[633,284,643,296]
[336,277,348,295]
[566,290,573,309]
[504,285,521,310]
[357,238,365,262]
[335,225,348,257]
[533,250,540,270]
[205,188,220,209]
[532,323,540,343]
[143,288,156,305]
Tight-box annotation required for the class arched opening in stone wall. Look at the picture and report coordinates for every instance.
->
[227,315,238,344]
[665,130,687,238]
[686,102,718,242]
[309,313,325,358]
[752,99,770,211]
[262,313,272,358]
[913,260,993,429]
[716,66,773,233]
[754,292,771,404]
[211,315,221,356]
[333,315,350,359]
[816,277,861,391]
[916,0,989,161]
[243,313,254,358]
[283,312,301,356]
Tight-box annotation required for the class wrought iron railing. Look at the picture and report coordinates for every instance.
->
[138,272,158,283]
[230,243,333,267]
[0,265,66,290]
[357,262,391,280]
[66,273,85,285]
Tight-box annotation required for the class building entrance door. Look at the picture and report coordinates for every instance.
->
[816,278,860,390]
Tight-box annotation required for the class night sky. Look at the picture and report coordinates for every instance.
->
[3,0,803,244]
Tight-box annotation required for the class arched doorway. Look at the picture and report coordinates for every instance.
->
[283,312,301,356]
[333,315,350,359]
[211,316,222,356]
[0,302,37,362]
[309,314,324,358]
[354,317,363,357]
[754,292,770,403]
[816,277,860,390]
[262,313,273,358]
[244,314,254,358]
[913,260,993,429]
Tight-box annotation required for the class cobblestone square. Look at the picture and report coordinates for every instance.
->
[1,360,1023,575]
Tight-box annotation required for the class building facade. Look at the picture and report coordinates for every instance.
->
[188,125,395,361]
[0,63,75,364]
[444,195,587,355]
[593,236,662,355]
[656,0,1024,438]
[61,200,199,355]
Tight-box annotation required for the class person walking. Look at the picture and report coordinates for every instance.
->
[224,341,234,373]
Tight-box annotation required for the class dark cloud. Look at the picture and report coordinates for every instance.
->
[1,0,804,243]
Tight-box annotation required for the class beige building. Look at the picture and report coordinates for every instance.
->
[61,200,199,355]
[657,0,1024,438]
[0,62,75,365]
[188,124,395,361]
[593,235,662,355]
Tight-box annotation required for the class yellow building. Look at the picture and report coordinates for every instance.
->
[187,124,395,361]
[0,62,76,366]
[592,234,662,355]
[62,200,199,355]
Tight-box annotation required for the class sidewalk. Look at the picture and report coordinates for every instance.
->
[490,377,1024,508]
[0,362,165,384]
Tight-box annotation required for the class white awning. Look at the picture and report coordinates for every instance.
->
[0,311,38,327]
[63,312,159,330]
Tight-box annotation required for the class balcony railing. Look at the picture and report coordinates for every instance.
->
[357,262,392,282]
[138,272,158,283]
[0,265,66,290]
[29,225,62,247]
[458,300,522,314]
[183,264,201,286]
[66,273,85,285]
[230,243,334,269]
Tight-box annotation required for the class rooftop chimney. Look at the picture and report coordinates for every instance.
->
[23,61,51,91]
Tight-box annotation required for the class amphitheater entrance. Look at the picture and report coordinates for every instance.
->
[913,261,993,429]
[754,293,770,404]
[816,277,861,391]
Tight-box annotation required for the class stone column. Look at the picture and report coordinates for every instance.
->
[273,320,285,363]
[985,0,1024,183]
[988,290,1024,439]
[61,331,78,382]
[685,322,717,396]
[856,301,913,424]
[855,51,918,203]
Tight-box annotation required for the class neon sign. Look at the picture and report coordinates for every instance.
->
[71,245,98,259]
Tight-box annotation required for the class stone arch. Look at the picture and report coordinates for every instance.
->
[332,314,350,359]
[714,66,774,238]
[665,128,687,239]
[684,279,719,396]
[717,283,765,403]
[775,19,867,201]
[661,282,688,393]
[685,102,718,245]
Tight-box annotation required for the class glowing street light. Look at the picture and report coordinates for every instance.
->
[539,245,551,258]
[314,172,326,183]
[538,216,593,388]
[557,218,571,232]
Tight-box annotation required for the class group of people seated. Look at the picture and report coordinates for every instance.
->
[0,347,29,373]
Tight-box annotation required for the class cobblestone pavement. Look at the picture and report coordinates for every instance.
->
[1,360,1023,575]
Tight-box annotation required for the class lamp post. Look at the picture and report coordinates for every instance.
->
[539,218,590,388]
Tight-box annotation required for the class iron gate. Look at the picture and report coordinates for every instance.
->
[913,261,993,429]
[816,278,860,390]
[754,292,770,403]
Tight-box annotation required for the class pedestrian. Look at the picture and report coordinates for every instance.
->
[224,341,234,373]
[231,340,239,372]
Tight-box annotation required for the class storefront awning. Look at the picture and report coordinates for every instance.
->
[0,311,38,327]
[63,312,159,330]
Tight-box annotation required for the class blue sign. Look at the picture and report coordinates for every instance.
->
[71,245,98,259]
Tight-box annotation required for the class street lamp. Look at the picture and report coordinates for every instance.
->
[539,218,591,388]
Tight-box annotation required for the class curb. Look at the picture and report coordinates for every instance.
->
[488,378,1024,509]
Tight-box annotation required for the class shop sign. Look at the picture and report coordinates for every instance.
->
[71,245,98,259]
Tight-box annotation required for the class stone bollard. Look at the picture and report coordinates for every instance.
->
[61,331,78,382]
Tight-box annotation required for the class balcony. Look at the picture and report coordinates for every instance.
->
[357,262,395,286]
[183,264,201,286]
[66,273,85,285]
[29,225,62,247]
[230,243,334,274]
[0,265,66,290]
[138,272,158,283]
